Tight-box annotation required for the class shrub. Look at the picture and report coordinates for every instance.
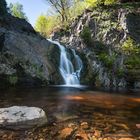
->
[125,55,140,69]
[122,37,140,55]
[80,26,92,46]
[98,52,116,69]
[116,68,125,78]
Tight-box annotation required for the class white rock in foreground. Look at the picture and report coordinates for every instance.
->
[0,106,47,130]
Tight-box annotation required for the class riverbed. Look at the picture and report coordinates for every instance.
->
[0,87,140,140]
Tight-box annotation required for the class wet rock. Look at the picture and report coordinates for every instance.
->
[0,106,47,130]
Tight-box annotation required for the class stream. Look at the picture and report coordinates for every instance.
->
[0,87,140,139]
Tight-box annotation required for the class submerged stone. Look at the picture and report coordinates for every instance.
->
[0,106,47,130]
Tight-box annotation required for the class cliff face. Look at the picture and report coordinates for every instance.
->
[52,4,140,90]
[0,15,63,88]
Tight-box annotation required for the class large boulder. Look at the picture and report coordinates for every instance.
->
[0,15,63,88]
[0,106,47,130]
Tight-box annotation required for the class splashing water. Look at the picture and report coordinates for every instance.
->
[48,39,83,86]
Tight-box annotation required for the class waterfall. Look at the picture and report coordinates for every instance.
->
[48,39,83,86]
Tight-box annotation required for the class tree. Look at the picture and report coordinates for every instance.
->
[0,0,7,15]
[35,15,48,37]
[9,2,28,20]
[35,14,58,37]
[45,0,74,22]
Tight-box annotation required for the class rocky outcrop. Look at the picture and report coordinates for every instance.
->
[52,3,140,90]
[0,15,63,88]
[0,106,47,130]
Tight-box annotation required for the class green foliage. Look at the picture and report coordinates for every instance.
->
[122,37,140,55]
[0,0,7,15]
[104,0,117,5]
[123,38,140,71]
[116,68,125,78]
[125,55,140,69]
[85,0,118,7]
[9,2,28,20]
[80,26,92,46]
[98,52,116,68]
[35,14,59,37]
[69,1,87,20]
[8,75,18,85]
[35,0,87,37]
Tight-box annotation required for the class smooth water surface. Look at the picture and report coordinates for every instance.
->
[0,87,140,139]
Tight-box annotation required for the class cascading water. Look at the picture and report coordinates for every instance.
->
[48,39,83,86]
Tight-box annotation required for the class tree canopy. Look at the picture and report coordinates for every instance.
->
[9,2,28,20]
[45,0,78,22]
[35,14,58,37]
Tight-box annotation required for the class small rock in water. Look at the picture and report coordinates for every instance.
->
[59,127,73,139]
[0,106,47,130]
[80,122,89,130]
[136,124,140,128]
[94,130,101,138]
[68,123,77,129]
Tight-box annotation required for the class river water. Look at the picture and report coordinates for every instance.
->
[0,87,140,139]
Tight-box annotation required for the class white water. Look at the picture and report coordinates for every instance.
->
[48,39,83,86]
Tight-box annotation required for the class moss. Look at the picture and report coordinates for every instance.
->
[80,26,92,46]
[8,75,18,85]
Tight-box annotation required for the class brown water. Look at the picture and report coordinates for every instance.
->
[0,87,140,139]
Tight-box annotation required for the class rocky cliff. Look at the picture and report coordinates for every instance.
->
[0,14,63,88]
[52,3,140,90]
